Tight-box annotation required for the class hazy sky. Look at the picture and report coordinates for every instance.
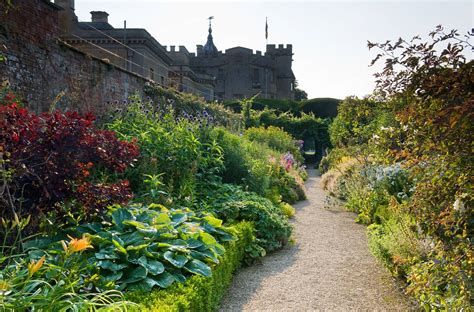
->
[75,0,473,99]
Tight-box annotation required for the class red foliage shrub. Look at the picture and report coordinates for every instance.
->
[0,94,139,221]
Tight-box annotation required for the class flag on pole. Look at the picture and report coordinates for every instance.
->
[265,17,268,40]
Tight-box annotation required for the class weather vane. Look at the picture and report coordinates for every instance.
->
[208,16,214,27]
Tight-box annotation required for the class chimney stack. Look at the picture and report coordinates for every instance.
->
[91,11,109,23]
[54,0,78,33]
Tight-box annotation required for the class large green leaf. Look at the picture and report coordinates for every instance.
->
[164,251,188,268]
[204,215,222,227]
[171,213,187,225]
[127,277,157,292]
[200,232,217,246]
[123,220,148,230]
[136,255,165,275]
[167,239,188,247]
[190,249,219,264]
[122,266,148,284]
[154,213,171,224]
[95,247,119,260]
[213,228,235,242]
[137,227,158,236]
[77,223,102,234]
[101,270,123,283]
[211,243,226,256]
[99,260,128,271]
[168,270,186,283]
[201,222,217,234]
[154,271,175,288]
[121,232,146,247]
[159,233,178,239]
[145,260,165,275]
[23,238,54,251]
[112,208,133,230]
[186,239,203,249]
[184,259,212,277]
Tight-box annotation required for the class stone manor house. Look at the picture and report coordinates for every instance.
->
[55,0,296,101]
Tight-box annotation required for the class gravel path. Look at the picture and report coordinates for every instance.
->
[219,169,411,311]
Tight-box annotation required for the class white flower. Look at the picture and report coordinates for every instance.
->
[372,134,380,140]
[453,198,465,213]
[380,126,394,132]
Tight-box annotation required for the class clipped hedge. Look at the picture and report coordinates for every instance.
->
[126,221,254,311]
[223,97,341,118]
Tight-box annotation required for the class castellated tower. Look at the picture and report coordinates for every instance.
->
[265,44,295,100]
[167,19,296,101]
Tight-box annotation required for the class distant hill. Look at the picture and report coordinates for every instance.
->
[223,97,341,118]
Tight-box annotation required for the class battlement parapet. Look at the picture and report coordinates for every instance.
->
[265,44,292,55]
[166,44,293,59]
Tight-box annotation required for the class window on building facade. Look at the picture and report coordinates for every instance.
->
[218,68,224,80]
[253,68,260,83]
[150,68,154,81]
[161,76,165,86]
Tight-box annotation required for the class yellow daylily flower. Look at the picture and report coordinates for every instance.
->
[0,280,9,291]
[66,234,93,254]
[28,255,46,276]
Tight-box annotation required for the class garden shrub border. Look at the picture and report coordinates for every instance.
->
[126,221,254,311]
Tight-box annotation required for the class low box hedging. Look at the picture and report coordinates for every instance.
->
[126,221,254,311]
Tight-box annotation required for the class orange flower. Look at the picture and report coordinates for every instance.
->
[28,255,46,276]
[66,234,93,254]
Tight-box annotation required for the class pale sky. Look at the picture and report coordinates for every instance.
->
[75,0,473,99]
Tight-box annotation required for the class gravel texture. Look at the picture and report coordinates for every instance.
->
[219,169,411,311]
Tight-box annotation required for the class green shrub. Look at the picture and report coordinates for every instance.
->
[126,222,254,312]
[324,27,473,309]
[279,202,295,218]
[224,97,341,119]
[300,98,341,118]
[212,127,305,204]
[367,213,422,277]
[256,109,331,154]
[345,188,390,225]
[197,183,292,256]
[245,126,303,163]
[107,95,224,202]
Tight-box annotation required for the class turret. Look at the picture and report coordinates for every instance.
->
[202,17,218,57]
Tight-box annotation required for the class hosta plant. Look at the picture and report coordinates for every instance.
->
[196,182,292,256]
[75,204,234,292]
